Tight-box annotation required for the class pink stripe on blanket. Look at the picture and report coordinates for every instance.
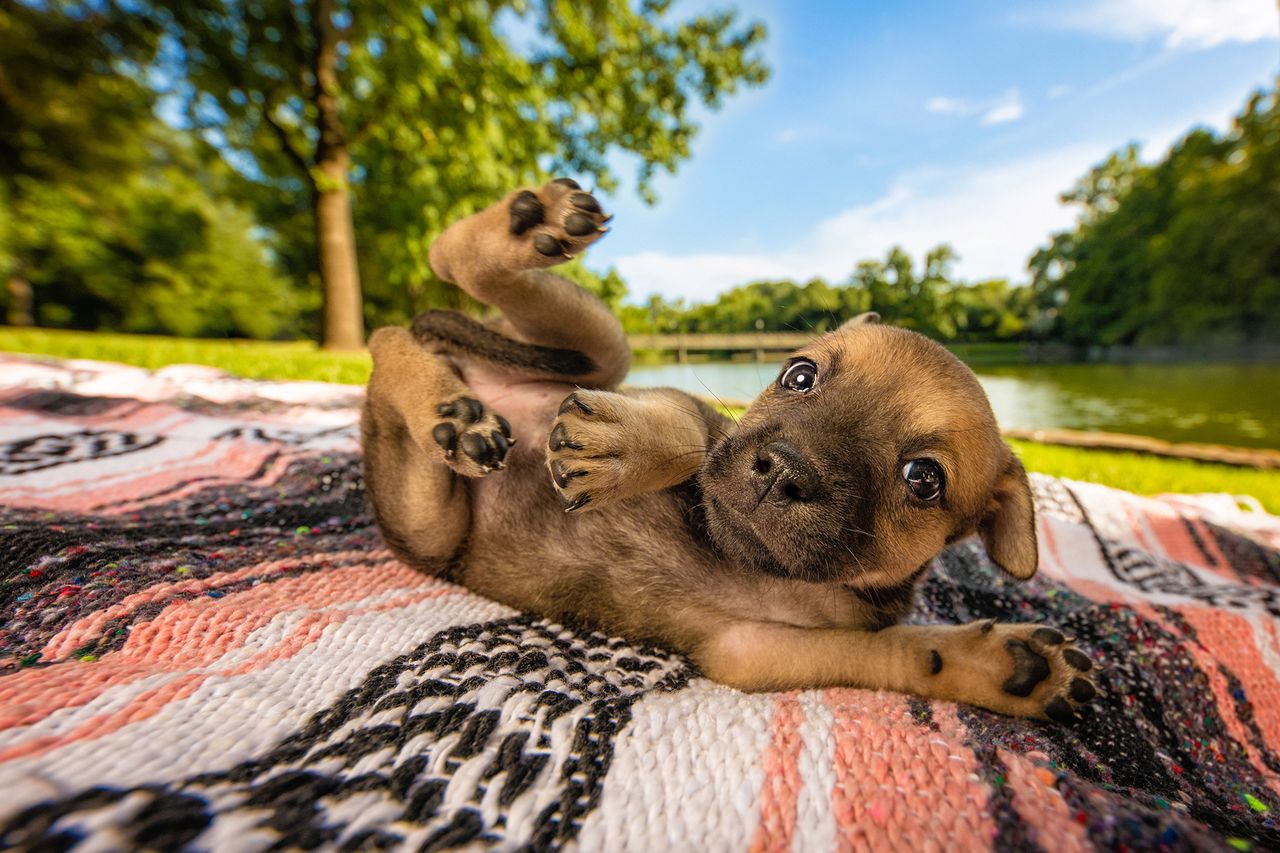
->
[0,586,450,763]
[41,550,399,662]
[1138,503,1232,578]
[997,747,1092,852]
[750,693,805,853]
[1174,607,1280,751]
[1130,601,1280,797]
[0,561,431,731]
[0,439,279,511]
[825,690,995,849]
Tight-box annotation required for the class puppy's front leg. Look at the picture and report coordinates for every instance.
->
[697,620,1098,722]
[546,388,729,510]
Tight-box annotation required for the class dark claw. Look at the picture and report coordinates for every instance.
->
[1063,648,1094,672]
[456,397,481,423]
[564,213,597,236]
[432,422,457,453]
[495,414,513,437]
[459,432,490,465]
[1002,639,1051,698]
[1032,627,1065,646]
[550,460,587,488]
[570,192,601,213]
[491,431,509,458]
[509,190,544,235]
[534,234,564,256]
[1069,678,1097,703]
[1045,697,1079,724]
[558,394,593,416]
[552,177,581,189]
[564,494,592,512]
[548,422,583,451]
[437,401,458,418]
[979,618,996,635]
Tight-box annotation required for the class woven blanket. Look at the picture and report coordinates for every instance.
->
[2,354,1279,852]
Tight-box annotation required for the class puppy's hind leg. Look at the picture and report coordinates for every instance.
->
[427,179,629,388]
[362,327,514,574]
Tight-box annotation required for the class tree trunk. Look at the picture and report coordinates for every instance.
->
[315,153,364,350]
[5,275,34,326]
[312,0,364,350]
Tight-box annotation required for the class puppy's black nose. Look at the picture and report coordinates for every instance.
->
[751,440,820,505]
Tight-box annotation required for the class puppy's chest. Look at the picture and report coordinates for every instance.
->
[458,365,573,450]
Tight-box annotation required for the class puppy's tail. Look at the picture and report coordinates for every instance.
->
[410,310,597,380]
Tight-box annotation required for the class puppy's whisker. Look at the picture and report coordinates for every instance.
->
[688,372,741,428]
[648,398,735,442]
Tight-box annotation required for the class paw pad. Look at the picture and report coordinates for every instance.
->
[505,179,612,266]
[432,396,513,475]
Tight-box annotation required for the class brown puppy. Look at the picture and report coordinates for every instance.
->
[361,180,1099,722]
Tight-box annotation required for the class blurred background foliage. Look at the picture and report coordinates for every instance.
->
[0,0,1276,350]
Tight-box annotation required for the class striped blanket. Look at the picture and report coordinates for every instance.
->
[2,354,1279,852]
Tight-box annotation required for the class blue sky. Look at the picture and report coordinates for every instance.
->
[586,0,1280,305]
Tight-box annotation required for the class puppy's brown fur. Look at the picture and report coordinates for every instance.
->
[362,180,1098,722]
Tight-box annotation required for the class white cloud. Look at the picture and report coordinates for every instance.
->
[614,103,1245,305]
[1053,0,1278,49]
[980,93,1025,125]
[615,144,1093,304]
[926,96,971,115]
[926,88,1025,126]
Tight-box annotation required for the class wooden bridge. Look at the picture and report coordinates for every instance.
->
[625,332,816,362]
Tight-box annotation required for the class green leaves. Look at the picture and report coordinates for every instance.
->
[1031,79,1280,347]
[141,0,769,333]
[620,247,1035,344]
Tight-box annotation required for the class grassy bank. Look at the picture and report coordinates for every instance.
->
[3,327,1276,512]
[0,327,372,384]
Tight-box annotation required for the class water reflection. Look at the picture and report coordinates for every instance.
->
[625,361,1280,449]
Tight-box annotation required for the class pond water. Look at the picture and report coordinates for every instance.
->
[625,361,1280,450]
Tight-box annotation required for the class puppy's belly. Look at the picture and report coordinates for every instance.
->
[458,364,568,518]
[460,364,570,449]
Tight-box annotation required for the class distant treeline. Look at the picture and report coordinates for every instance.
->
[613,246,1035,342]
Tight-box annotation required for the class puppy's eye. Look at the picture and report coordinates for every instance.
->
[902,459,944,502]
[779,359,818,392]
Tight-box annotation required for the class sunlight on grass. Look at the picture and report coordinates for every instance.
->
[1008,440,1279,514]
[3,328,1275,513]
[0,327,371,385]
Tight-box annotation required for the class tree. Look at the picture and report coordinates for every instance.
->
[143,0,768,348]
[0,0,160,325]
[5,131,302,338]
[1029,81,1280,347]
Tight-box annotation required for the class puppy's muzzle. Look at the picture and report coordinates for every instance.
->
[751,440,820,507]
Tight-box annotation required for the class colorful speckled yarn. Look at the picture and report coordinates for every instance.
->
[1,354,1279,851]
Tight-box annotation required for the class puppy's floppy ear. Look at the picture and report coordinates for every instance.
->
[839,311,880,330]
[978,451,1038,579]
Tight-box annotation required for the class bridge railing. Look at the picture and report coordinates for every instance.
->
[626,332,818,362]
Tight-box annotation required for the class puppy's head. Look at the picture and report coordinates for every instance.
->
[700,313,1036,589]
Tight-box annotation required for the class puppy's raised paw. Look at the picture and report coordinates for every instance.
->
[507,179,612,270]
[432,396,514,477]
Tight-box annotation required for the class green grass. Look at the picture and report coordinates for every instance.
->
[3,327,1276,512]
[0,327,372,384]
[1008,439,1278,513]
